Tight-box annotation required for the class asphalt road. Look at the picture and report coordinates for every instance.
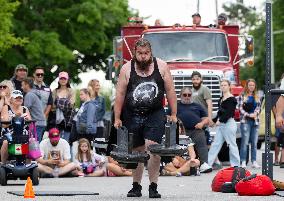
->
[0,150,283,201]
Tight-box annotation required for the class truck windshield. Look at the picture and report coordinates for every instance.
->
[143,32,229,62]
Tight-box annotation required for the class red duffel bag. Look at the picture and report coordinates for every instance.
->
[235,174,275,196]
[211,167,251,192]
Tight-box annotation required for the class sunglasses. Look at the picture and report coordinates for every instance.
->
[182,93,192,97]
[0,85,7,89]
[17,69,27,72]
[36,73,44,77]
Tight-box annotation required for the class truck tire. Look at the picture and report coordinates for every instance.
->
[31,168,39,186]
[0,167,7,186]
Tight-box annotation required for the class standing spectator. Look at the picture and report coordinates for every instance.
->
[0,80,14,114]
[37,128,80,177]
[33,67,53,120]
[52,72,75,143]
[191,71,214,152]
[22,77,47,142]
[11,64,28,92]
[192,13,201,26]
[88,79,105,138]
[191,71,213,125]
[173,87,211,173]
[75,88,97,144]
[208,80,240,167]
[238,79,261,168]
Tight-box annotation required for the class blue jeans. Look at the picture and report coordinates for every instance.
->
[36,126,46,142]
[240,119,259,162]
[208,118,240,167]
[60,130,70,143]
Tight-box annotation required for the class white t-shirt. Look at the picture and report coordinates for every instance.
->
[40,138,71,161]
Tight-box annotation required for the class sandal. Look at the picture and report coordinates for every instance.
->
[273,161,280,166]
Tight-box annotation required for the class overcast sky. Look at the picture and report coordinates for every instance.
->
[128,0,265,26]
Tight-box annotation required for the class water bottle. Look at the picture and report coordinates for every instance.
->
[53,166,59,178]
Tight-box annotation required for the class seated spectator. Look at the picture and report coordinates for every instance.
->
[0,80,14,114]
[154,19,163,26]
[161,120,200,176]
[37,128,80,177]
[74,138,105,177]
[192,13,201,26]
[167,87,211,173]
[106,156,132,177]
[1,90,31,163]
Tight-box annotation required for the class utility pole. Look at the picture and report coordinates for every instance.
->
[263,0,273,180]
[215,0,218,20]
[197,0,200,13]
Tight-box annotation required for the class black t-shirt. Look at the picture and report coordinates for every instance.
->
[176,102,207,130]
[215,96,237,123]
[11,77,23,92]
[124,57,165,114]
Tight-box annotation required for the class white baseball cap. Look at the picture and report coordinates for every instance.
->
[11,90,23,99]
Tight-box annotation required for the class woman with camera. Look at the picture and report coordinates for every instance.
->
[238,79,261,168]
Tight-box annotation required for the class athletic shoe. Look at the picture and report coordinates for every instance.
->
[241,161,247,168]
[251,161,261,169]
[200,162,212,173]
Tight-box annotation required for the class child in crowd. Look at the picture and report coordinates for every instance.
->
[75,138,105,176]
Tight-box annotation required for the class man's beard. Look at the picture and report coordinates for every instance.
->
[135,57,153,71]
[192,82,201,90]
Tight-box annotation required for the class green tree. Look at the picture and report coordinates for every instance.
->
[224,0,284,87]
[0,0,27,57]
[0,0,131,83]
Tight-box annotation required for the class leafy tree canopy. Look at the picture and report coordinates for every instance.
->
[0,0,131,83]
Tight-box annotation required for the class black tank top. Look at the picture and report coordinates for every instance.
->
[125,57,165,114]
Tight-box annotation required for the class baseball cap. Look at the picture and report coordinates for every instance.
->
[48,128,60,141]
[11,90,23,99]
[59,71,69,80]
[192,13,201,18]
[15,64,28,71]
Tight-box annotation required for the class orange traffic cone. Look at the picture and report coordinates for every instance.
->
[24,177,35,198]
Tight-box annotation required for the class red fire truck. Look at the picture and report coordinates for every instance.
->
[106,24,254,119]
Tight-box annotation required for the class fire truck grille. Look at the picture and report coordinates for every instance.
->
[172,75,221,112]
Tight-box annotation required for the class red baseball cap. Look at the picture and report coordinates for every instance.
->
[48,128,60,141]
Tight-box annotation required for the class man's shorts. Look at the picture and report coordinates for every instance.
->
[123,109,166,148]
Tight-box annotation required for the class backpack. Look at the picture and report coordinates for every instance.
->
[235,174,275,196]
[211,167,251,192]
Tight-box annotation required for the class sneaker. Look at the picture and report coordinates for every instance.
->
[241,161,246,168]
[127,182,142,197]
[149,182,161,198]
[200,162,212,173]
[175,172,182,177]
[251,161,261,169]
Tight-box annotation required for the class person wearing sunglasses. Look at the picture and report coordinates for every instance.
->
[168,87,211,173]
[1,90,31,163]
[10,64,28,92]
[51,71,75,143]
[33,67,53,121]
[0,80,14,115]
